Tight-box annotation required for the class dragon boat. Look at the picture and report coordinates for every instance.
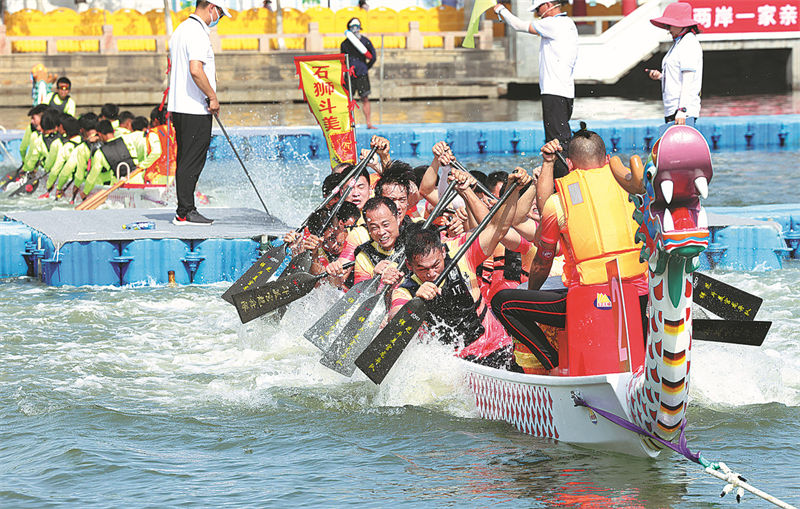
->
[462,125,712,458]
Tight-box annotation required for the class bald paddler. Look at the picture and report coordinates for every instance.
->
[341,17,377,129]
[493,0,577,178]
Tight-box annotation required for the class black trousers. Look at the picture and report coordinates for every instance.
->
[541,94,574,179]
[491,288,648,371]
[172,112,212,217]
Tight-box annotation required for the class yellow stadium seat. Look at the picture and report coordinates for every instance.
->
[7,9,47,53]
[399,6,439,48]
[77,8,106,36]
[434,6,464,47]
[367,7,403,49]
[335,6,364,32]
[109,8,156,52]
[217,10,259,51]
[281,8,310,50]
[306,7,337,49]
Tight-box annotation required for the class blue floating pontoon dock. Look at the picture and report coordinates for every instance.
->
[1,208,289,286]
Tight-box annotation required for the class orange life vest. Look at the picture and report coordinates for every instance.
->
[144,123,176,186]
[554,164,647,286]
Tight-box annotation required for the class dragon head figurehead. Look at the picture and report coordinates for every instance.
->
[611,125,712,276]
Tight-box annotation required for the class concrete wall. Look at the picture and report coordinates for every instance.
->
[0,47,513,107]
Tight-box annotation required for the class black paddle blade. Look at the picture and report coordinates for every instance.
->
[693,272,762,321]
[232,271,320,323]
[320,290,387,376]
[693,318,771,346]
[303,277,380,351]
[355,297,428,384]
[221,243,287,304]
[281,250,312,277]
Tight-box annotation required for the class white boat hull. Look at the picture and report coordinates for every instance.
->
[462,360,660,458]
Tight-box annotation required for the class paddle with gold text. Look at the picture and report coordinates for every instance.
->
[692,272,762,321]
[355,180,520,384]
[232,261,355,323]
[221,148,377,304]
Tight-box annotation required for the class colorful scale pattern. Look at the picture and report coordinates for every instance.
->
[468,373,559,439]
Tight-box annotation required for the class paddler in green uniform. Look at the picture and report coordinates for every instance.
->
[42,77,76,117]
[45,115,81,192]
[19,104,48,162]
[52,115,100,196]
[20,108,61,175]
[81,119,162,196]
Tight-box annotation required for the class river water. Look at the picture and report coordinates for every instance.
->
[1,99,800,507]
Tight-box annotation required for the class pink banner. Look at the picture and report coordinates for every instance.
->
[687,1,799,33]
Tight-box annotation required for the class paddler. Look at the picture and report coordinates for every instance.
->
[385,168,532,368]
[44,115,81,193]
[491,129,649,372]
[51,114,100,197]
[340,17,377,129]
[347,196,404,286]
[19,108,60,177]
[42,77,76,117]
[81,119,163,196]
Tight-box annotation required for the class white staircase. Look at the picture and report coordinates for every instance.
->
[574,0,673,84]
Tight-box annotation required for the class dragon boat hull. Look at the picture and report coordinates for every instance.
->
[462,360,659,458]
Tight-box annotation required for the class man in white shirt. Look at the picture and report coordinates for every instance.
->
[494,0,578,178]
[167,0,231,226]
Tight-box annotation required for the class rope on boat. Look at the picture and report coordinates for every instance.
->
[571,393,796,508]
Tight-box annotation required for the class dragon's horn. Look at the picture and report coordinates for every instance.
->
[610,155,645,194]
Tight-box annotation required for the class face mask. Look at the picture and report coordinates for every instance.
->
[349,25,361,35]
[208,7,220,28]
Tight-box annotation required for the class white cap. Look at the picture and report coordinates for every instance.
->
[530,0,568,12]
[210,0,232,18]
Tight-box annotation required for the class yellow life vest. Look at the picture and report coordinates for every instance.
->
[554,164,646,286]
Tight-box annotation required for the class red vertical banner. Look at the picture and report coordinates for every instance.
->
[687,0,799,33]
[294,54,357,169]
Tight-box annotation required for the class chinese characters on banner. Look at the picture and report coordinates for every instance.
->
[687,0,799,33]
[294,54,357,169]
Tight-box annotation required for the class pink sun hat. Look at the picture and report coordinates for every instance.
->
[650,2,700,30]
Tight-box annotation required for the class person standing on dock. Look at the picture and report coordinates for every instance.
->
[493,0,577,178]
[341,17,377,130]
[646,2,703,134]
[167,0,231,226]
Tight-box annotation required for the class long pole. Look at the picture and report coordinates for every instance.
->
[379,34,384,126]
[212,112,271,216]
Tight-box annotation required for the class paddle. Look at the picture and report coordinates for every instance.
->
[232,261,355,323]
[0,164,23,191]
[76,168,145,210]
[355,180,521,384]
[7,172,35,197]
[221,148,377,304]
[693,319,771,346]
[319,181,461,376]
[692,272,762,321]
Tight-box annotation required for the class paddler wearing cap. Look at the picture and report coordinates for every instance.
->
[167,0,231,226]
[340,17,377,130]
[646,2,703,134]
[493,0,577,179]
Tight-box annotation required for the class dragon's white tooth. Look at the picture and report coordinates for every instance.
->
[663,208,675,231]
[697,207,708,229]
[695,176,709,199]
[661,180,674,205]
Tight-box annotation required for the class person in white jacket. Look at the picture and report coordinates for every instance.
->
[647,2,703,134]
